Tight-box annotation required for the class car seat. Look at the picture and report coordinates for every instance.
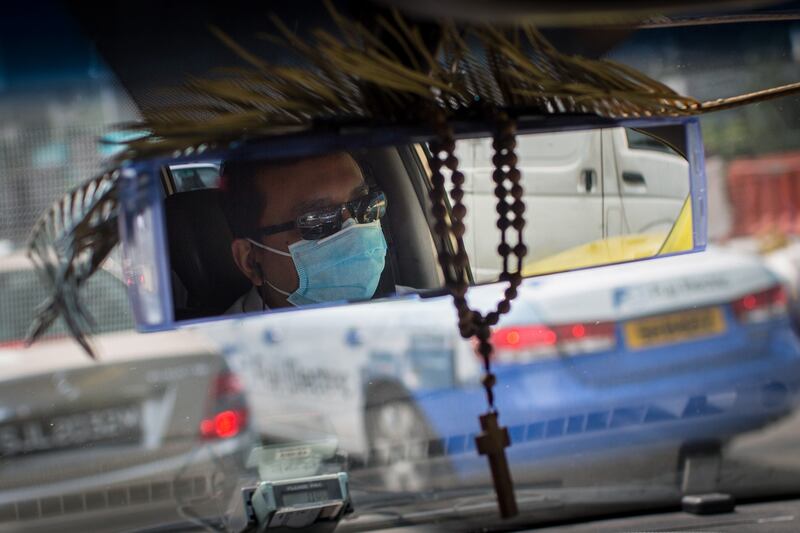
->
[164,189,251,319]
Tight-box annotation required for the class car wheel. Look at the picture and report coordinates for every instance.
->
[365,398,442,492]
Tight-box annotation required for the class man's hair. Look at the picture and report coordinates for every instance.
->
[219,158,280,239]
[219,152,361,239]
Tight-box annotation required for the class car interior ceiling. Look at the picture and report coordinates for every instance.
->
[162,144,444,321]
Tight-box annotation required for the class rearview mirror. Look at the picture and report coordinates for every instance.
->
[118,116,706,331]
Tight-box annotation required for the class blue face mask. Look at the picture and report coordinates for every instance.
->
[248,219,387,306]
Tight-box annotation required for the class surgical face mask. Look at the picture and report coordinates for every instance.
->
[248,219,387,306]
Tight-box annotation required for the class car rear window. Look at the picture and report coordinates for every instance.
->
[171,166,220,192]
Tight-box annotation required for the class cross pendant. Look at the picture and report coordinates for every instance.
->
[475,411,518,518]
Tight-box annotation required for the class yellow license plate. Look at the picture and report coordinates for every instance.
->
[625,306,726,350]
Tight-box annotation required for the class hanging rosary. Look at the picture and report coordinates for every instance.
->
[427,109,525,518]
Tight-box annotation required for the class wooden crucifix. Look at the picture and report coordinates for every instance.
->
[475,411,518,518]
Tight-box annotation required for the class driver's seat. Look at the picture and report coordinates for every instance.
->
[164,188,251,319]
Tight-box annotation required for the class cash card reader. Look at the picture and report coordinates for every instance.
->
[242,472,352,533]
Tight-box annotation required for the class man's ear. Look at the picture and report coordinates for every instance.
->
[231,238,262,286]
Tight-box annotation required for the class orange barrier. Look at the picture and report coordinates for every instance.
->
[727,152,800,236]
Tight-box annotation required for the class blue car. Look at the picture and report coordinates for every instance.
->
[413,246,800,485]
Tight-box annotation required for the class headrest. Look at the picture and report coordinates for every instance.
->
[164,188,251,318]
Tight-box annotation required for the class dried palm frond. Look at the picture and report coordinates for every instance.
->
[26,171,122,358]
[115,5,800,158]
[697,81,800,112]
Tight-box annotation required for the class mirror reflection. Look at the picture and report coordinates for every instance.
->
[162,125,694,321]
[451,127,693,282]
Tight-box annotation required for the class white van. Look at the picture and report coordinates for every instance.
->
[454,126,690,281]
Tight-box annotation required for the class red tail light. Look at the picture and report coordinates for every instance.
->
[491,321,616,361]
[552,322,617,354]
[732,285,787,323]
[201,409,246,439]
[200,370,248,440]
[494,325,557,350]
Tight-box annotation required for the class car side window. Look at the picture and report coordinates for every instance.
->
[171,167,222,193]
[172,168,206,192]
[625,129,680,156]
[196,166,220,188]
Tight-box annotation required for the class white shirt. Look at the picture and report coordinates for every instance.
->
[225,286,266,315]
[224,284,416,315]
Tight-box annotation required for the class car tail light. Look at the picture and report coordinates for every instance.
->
[732,285,787,324]
[491,321,616,361]
[494,325,557,350]
[551,322,617,354]
[201,409,246,439]
[200,370,249,440]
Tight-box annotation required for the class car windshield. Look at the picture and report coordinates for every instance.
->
[3,3,800,532]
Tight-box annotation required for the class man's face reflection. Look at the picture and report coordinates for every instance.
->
[230,152,367,309]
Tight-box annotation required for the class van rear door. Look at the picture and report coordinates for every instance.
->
[458,130,605,282]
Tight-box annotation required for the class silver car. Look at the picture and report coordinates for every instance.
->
[0,253,256,532]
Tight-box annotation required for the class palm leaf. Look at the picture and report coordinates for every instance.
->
[109,5,800,159]
[26,171,122,358]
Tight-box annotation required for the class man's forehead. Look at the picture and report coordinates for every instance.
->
[293,182,368,213]
[255,152,361,186]
[254,152,365,216]
[260,152,358,175]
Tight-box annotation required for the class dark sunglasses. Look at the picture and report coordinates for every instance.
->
[254,189,387,240]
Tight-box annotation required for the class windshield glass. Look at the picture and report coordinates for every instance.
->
[3,3,800,532]
[0,265,133,344]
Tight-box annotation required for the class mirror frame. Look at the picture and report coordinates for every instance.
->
[117,115,707,332]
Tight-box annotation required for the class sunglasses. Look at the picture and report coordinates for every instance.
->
[254,189,387,240]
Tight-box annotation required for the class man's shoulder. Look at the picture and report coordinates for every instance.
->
[394,285,416,296]
[224,293,246,315]
[225,286,263,315]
